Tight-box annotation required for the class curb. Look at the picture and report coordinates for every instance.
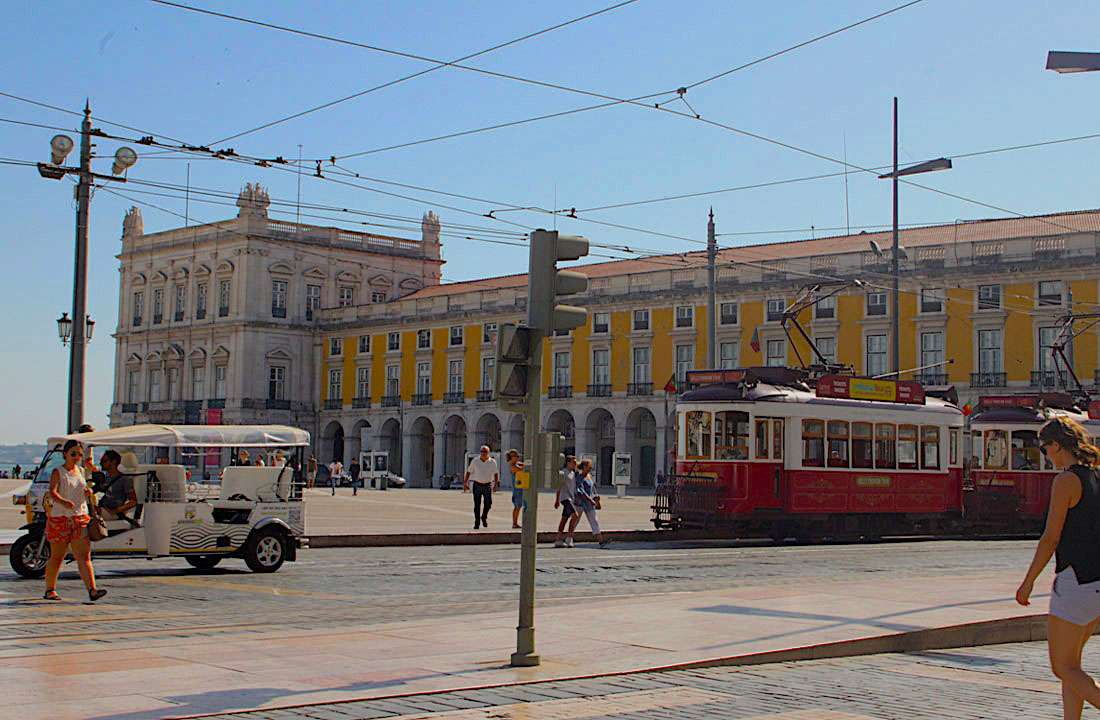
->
[168,613,1057,719]
[307,528,710,547]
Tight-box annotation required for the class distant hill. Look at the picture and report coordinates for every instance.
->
[0,444,46,469]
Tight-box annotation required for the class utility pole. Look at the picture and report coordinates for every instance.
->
[68,102,93,432]
[891,97,900,376]
[706,208,717,369]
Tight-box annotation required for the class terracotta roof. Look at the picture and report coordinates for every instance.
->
[403,208,1100,300]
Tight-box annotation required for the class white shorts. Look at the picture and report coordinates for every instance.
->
[1050,567,1100,626]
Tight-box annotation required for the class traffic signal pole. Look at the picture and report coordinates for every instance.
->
[511,330,543,667]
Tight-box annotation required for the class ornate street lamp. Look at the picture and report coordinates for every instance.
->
[57,312,73,346]
[85,315,95,342]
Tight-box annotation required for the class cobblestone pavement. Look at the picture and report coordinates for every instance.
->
[0,540,1034,653]
[192,641,1071,720]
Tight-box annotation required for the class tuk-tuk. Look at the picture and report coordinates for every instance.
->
[10,424,309,577]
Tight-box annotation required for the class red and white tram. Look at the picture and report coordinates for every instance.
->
[654,367,966,540]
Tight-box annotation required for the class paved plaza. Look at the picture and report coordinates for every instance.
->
[0,539,1059,720]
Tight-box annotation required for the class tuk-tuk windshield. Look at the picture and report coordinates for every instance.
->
[33,448,64,486]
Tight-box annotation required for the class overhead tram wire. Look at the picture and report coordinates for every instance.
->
[0,90,190,145]
[207,0,642,145]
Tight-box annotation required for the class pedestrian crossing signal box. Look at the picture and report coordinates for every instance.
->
[514,470,530,489]
[495,323,534,411]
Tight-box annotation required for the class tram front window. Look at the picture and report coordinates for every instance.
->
[1011,430,1040,471]
[898,425,918,469]
[827,421,849,468]
[852,422,873,468]
[715,411,749,459]
[984,429,1008,470]
[875,424,896,469]
[686,411,712,459]
[802,420,825,467]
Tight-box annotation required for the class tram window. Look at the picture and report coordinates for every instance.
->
[949,428,959,466]
[1011,430,1041,471]
[755,419,769,459]
[852,422,874,468]
[875,424,897,469]
[716,411,749,459]
[898,425,918,469]
[827,421,850,468]
[686,411,712,459]
[773,419,784,460]
[802,419,825,467]
[921,426,940,470]
[970,431,982,469]
[984,429,1008,470]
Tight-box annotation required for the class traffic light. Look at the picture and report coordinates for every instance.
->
[495,323,534,410]
[528,229,589,336]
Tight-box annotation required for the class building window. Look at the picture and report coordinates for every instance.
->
[481,356,495,390]
[633,309,650,331]
[416,361,431,395]
[675,305,694,328]
[675,344,693,382]
[370,290,386,303]
[553,351,571,387]
[166,367,179,401]
[483,322,497,344]
[214,365,226,398]
[148,368,162,402]
[921,331,945,371]
[338,286,354,307]
[592,349,610,385]
[719,302,738,326]
[357,366,370,398]
[866,292,887,317]
[920,288,943,313]
[268,366,286,401]
[814,296,835,320]
[356,335,370,354]
[816,337,836,365]
[128,369,140,402]
[306,284,321,320]
[719,341,738,369]
[1039,326,1066,373]
[152,288,164,324]
[385,364,400,396]
[449,325,464,347]
[190,366,204,399]
[132,291,144,326]
[271,279,287,317]
[218,279,231,317]
[766,298,785,322]
[978,284,1001,310]
[417,328,431,349]
[174,284,186,321]
[448,359,463,393]
[592,312,610,334]
[387,332,400,351]
[330,338,343,356]
[632,346,650,383]
[766,338,786,367]
[328,369,342,403]
[979,328,1003,373]
[195,283,207,319]
[1039,280,1064,307]
[866,334,888,376]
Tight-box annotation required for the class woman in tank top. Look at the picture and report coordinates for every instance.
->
[1017,417,1100,718]
[43,439,106,602]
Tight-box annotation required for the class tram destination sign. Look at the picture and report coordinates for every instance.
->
[815,375,925,405]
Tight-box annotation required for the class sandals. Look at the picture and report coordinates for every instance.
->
[43,590,61,601]
[88,588,107,602]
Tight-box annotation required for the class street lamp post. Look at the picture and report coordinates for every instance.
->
[876,97,952,376]
[37,101,137,431]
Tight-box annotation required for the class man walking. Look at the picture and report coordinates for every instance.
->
[463,445,499,529]
[349,458,361,496]
[554,456,579,547]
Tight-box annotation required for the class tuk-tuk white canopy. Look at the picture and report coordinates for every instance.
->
[50,424,310,448]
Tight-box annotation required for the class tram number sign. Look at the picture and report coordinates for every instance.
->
[816,375,925,405]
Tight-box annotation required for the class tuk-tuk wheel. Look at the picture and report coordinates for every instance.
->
[10,533,49,579]
[243,526,286,573]
[185,555,222,570]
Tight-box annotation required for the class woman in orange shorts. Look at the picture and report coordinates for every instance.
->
[44,440,106,602]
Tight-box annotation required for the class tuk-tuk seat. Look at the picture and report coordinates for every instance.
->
[218,466,288,504]
[120,465,187,503]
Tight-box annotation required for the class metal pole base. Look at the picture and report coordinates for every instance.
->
[510,651,541,667]
[510,626,540,667]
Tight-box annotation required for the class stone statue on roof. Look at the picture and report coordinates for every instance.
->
[421,211,441,259]
[122,206,143,238]
[236,182,270,218]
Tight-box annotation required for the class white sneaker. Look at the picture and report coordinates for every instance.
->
[554,540,565,548]
[565,537,575,548]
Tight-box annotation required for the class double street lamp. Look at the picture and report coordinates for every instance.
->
[56,312,95,347]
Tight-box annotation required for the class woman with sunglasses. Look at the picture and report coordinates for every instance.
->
[1017,417,1100,718]
[43,439,106,602]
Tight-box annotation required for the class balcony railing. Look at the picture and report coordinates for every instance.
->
[382,395,401,408]
[970,372,1006,388]
[207,398,226,409]
[1031,371,1069,388]
[352,397,371,409]
[548,385,573,399]
[195,308,205,320]
[153,314,163,325]
[444,392,465,404]
[266,398,290,410]
[628,382,653,396]
[121,403,138,413]
[174,311,184,322]
[476,389,493,402]
[915,373,948,386]
[412,393,433,406]
[323,399,342,410]
[587,383,612,397]
[218,306,229,317]
[271,306,287,318]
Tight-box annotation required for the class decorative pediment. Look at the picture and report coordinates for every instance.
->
[265,348,292,361]
[194,264,212,277]
[211,345,231,361]
[303,266,327,280]
[145,351,162,365]
[131,272,147,287]
[336,270,360,284]
[268,261,294,276]
[172,267,189,281]
[188,347,207,366]
[215,260,234,275]
[368,274,393,288]
[153,270,168,283]
[125,353,143,368]
[398,277,423,290]
[165,344,185,363]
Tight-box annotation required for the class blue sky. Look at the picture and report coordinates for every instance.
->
[2,0,1100,443]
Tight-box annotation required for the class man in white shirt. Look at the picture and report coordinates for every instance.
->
[463,445,499,529]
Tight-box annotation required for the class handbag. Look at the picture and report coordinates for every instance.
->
[86,506,108,542]
[594,496,602,510]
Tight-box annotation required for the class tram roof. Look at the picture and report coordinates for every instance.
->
[680,382,962,417]
[970,406,1087,425]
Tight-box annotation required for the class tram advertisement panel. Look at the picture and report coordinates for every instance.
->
[816,375,925,404]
